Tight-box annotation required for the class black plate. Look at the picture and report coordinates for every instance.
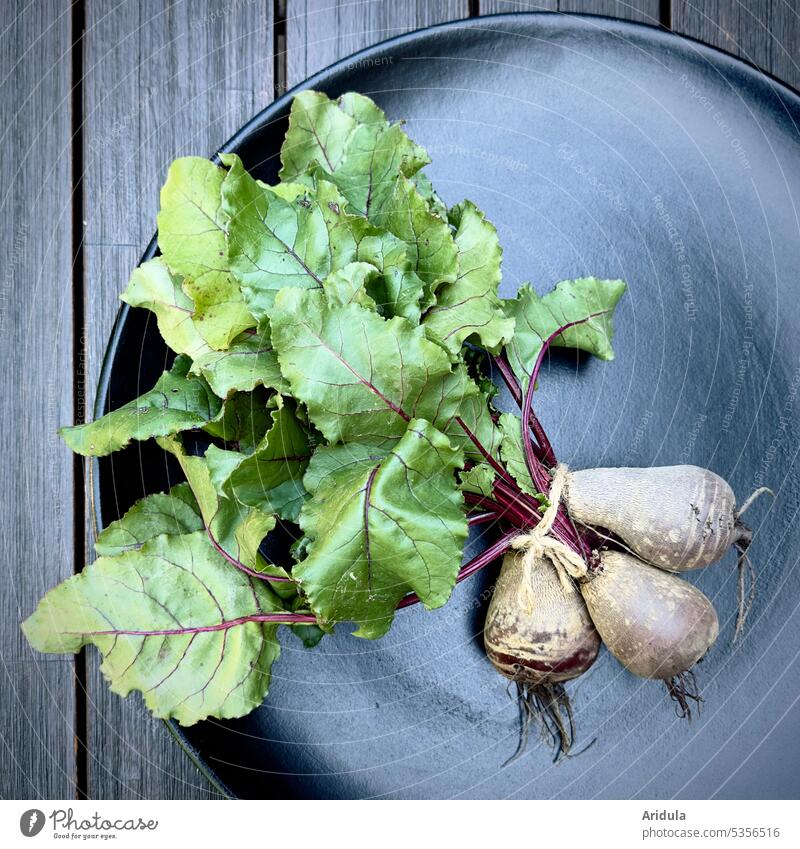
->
[95,13,800,799]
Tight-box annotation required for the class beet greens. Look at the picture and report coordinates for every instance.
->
[23,90,627,726]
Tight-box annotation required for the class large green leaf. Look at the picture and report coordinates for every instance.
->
[279,91,361,185]
[504,278,627,385]
[59,356,222,457]
[296,419,467,638]
[422,201,514,354]
[270,287,497,459]
[22,531,283,725]
[205,401,311,522]
[157,157,254,349]
[120,258,211,359]
[94,483,203,556]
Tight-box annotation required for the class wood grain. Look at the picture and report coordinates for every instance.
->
[81,0,274,799]
[480,1,558,12]
[673,1,800,91]
[0,0,77,799]
[558,1,660,24]
[285,0,470,89]
[480,1,657,21]
[5,0,799,801]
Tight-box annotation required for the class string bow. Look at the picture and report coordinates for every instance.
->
[510,464,588,608]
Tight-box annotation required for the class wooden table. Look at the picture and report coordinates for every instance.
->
[2,0,798,800]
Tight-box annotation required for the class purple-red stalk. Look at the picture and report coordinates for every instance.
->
[455,416,518,488]
[72,611,320,637]
[491,353,553,464]
[519,310,612,559]
[207,530,293,583]
[468,511,500,526]
[520,375,551,494]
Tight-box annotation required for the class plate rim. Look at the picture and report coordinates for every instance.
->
[90,10,800,799]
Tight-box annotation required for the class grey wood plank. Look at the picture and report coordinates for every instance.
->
[673,1,800,91]
[769,0,800,91]
[286,0,470,89]
[82,0,274,799]
[557,1,660,24]
[482,1,660,21]
[75,0,800,801]
[480,2,558,12]
[0,0,77,799]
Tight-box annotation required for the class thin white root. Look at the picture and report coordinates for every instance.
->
[736,486,774,518]
[733,541,757,644]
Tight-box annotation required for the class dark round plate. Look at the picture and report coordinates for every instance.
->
[95,13,800,799]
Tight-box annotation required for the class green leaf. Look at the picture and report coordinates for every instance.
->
[323,262,380,310]
[158,435,278,573]
[422,201,514,354]
[497,413,538,497]
[202,388,273,453]
[191,328,285,398]
[59,356,222,457]
[120,258,211,359]
[411,170,448,220]
[303,442,389,494]
[370,174,457,300]
[204,401,311,522]
[278,91,361,186]
[157,157,254,349]
[296,419,467,638]
[222,154,343,322]
[459,464,496,499]
[279,91,428,218]
[270,287,497,459]
[95,483,203,556]
[351,222,427,321]
[22,531,283,725]
[504,278,627,385]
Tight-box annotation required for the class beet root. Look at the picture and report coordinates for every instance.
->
[564,465,744,570]
[580,550,719,717]
[485,549,600,759]
[564,465,771,639]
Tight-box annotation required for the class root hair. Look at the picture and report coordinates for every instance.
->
[732,521,756,643]
[730,486,772,642]
[503,669,590,765]
[665,670,703,721]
